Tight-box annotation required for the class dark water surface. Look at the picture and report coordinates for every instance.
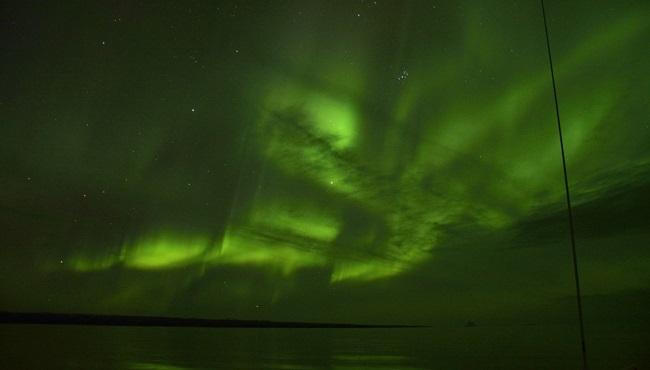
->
[2,324,648,369]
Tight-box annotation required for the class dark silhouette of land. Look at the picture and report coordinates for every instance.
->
[0,312,426,329]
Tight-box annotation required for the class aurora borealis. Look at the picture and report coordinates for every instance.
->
[2,0,649,339]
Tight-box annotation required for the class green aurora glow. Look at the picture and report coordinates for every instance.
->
[1,0,649,329]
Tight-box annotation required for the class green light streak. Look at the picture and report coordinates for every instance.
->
[248,198,341,243]
[69,253,121,272]
[209,227,327,276]
[123,234,210,270]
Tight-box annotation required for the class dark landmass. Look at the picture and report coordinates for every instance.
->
[0,312,426,329]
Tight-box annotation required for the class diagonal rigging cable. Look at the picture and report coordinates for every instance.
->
[539,1,588,369]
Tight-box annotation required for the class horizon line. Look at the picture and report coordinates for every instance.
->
[0,311,428,329]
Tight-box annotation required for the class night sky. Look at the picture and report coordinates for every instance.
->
[1,0,649,329]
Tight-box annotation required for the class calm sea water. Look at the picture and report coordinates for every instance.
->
[1,324,647,369]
